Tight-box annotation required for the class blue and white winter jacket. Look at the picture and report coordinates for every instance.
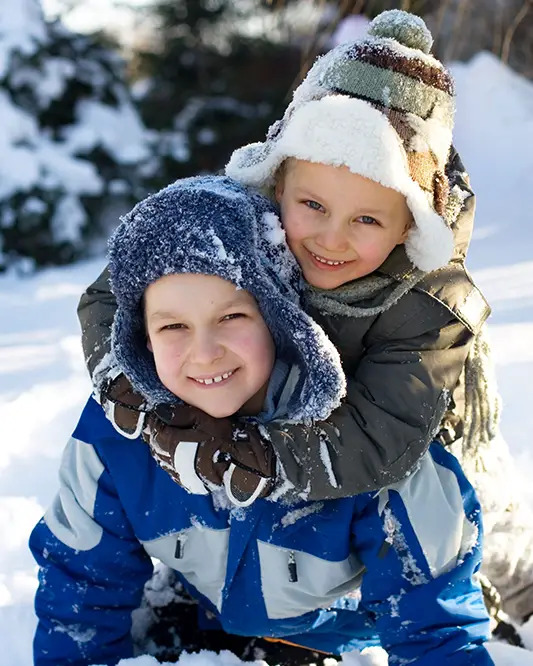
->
[30,396,492,666]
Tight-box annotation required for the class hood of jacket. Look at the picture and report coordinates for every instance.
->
[108,175,346,421]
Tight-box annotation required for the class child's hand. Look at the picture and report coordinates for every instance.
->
[146,404,276,505]
[102,376,276,504]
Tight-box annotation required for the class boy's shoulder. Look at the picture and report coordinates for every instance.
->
[413,262,490,335]
[73,395,124,445]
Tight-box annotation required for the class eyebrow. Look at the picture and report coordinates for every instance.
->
[148,310,181,321]
[148,294,253,322]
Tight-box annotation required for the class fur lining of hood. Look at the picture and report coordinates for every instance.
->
[108,175,346,421]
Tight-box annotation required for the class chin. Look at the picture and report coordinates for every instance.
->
[196,402,237,419]
[306,274,346,289]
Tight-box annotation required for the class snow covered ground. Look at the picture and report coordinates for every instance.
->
[1,52,533,666]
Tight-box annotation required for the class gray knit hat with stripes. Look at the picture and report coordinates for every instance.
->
[226,10,456,272]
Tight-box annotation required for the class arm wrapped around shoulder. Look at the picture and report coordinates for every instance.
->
[266,290,475,501]
[77,264,118,396]
[102,291,475,505]
[102,377,277,506]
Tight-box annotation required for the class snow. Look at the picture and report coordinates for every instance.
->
[262,212,286,247]
[280,502,324,528]
[50,194,88,243]
[0,0,155,271]
[452,52,533,499]
[1,50,533,666]
[0,85,102,200]
[382,508,429,586]
[62,97,153,165]
[10,57,76,107]
[318,430,339,489]
[0,85,145,198]
[0,0,46,78]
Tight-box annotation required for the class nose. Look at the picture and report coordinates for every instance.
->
[315,217,349,253]
[189,330,224,365]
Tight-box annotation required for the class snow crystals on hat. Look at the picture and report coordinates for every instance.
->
[226,9,456,273]
[108,175,346,420]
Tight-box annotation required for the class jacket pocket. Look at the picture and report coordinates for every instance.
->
[257,540,365,619]
[143,527,230,610]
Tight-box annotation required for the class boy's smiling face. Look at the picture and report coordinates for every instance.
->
[144,273,275,418]
[276,159,412,289]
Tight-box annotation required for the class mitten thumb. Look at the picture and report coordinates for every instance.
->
[223,464,273,507]
[146,426,209,495]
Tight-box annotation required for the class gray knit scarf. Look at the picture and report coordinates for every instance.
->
[304,270,500,466]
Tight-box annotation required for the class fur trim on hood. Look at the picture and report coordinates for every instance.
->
[108,175,346,421]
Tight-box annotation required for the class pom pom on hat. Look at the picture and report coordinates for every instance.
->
[368,9,433,53]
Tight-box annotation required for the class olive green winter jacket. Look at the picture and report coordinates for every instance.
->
[77,150,490,501]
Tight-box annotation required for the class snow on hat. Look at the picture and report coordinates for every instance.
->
[108,175,346,421]
[226,10,456,272]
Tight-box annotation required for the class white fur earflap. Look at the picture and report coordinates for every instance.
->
[403,188,455,271]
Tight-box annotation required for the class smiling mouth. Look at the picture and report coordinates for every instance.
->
[308,249,351,268]
[190,369,236,386]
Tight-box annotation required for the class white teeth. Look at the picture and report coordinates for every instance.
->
[311,252,346,266]
[194,370,234,385]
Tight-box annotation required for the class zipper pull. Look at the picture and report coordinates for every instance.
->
[174,534,184,559]
[288,550,298,582]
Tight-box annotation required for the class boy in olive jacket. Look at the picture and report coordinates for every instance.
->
[77,10,533,621]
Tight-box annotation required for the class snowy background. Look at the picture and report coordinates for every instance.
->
[1,8,533,666]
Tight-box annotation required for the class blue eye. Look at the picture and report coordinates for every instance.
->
[304,200,324,212]
[357,215,379,226]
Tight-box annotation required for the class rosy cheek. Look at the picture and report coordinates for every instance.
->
[166,344,185,361]
[230,328,266,359]
[154,339,184,363]
[283,207,306,239]
[230,331,255,354]
[357,236,389,259]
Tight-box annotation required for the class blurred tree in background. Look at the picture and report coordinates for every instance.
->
[128,0,302,188]
[0,0,154,271]
[427,0,532,78]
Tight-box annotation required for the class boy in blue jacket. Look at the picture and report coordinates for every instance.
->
[30,176,492,665]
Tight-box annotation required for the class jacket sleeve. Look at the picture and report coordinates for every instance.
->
[266,146,481,501]
[29,437,153,666]
[352,444,492,665]
[267,291,474,500]
[77,264,118,394]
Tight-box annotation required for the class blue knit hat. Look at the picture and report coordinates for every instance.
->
[108,175,345,421]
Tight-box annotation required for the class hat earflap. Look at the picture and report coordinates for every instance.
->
[403,187,455,271]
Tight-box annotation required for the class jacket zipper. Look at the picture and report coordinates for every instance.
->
[175,534,184,559]
[288,550,298,582]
